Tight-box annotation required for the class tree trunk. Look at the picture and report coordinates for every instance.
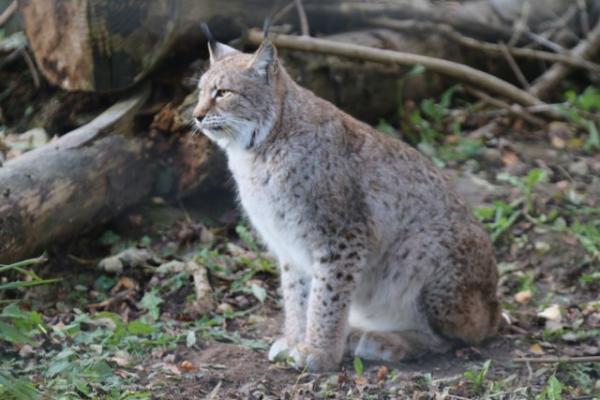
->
[19,0,590,93]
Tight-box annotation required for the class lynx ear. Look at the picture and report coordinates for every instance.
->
[201,23,239,63]
[208,42,239,63]
[249,39,278,79]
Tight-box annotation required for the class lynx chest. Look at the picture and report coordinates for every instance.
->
[228,150,314,275]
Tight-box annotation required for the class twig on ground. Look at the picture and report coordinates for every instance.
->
[0,0,16,28]
[499,42,530,90]
[88,289,135,310]
[186,260,215,315]
[294,0,309,36]
[247,29,545,109]
[514,356,600,364]
[22,49,41,88]
[370,18,600,74]
[465,86,545,127]
[530,19,600,99]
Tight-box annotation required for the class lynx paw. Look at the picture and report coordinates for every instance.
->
[268,337,292,361]
[289,343,339,372]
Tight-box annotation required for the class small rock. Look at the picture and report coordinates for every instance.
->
[217,303,233,313]
[568,159,589,176]
[534,241,551,254]
[18,344,35,358]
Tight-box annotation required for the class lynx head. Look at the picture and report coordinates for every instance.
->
[193,38,280,151]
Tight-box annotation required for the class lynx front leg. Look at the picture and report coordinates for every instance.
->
[268,263,310,361]
[290,257,362,372]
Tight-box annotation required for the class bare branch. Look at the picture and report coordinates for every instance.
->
[370,18,600,74]
[514,356,600,364]
[530,19,600,99]
[499,42,530,90]
[247,29,544,108]
[465,87,545,127]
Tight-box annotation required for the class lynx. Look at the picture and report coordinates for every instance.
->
[192,34,501,372]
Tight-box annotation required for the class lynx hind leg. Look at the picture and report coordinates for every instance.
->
[353,330,450,362]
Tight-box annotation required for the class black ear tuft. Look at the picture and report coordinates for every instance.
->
[200,22,216,47]
[262,16,272,39]
[201,23,239,63]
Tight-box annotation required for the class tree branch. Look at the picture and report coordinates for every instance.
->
[514,356,600,364]
[370,18,600,75]
[530,19,600,99]
[247,29,545,108]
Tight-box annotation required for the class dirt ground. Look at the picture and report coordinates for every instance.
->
[1,56,599,399]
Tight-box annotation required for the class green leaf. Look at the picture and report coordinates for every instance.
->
[536,375,563,400]
[0,321,33,345]
[46,359,72,378]
[99,230,121,246]
[405,64,426,77]
[139,290,163,321]
[0,372,37,400]
[235,225,258,252]
[353,356,364,377]
[127,320,156,336]
[250,284,267,303]
[186,330,197,348]
[376,119,399,138]
[585,121,600,151]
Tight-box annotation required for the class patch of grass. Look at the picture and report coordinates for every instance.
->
[475,200,521,242]
[476,168,549,242]
[464,359,491,394]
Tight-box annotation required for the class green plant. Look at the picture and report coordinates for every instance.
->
[497,168,547,215]
[464,359,491,394]
[353,356,364,377]
[476,168,549,241]
[0,255,59,294]
[561,87,600,152]
[536,375,563,400]
[475,200,521,242]
[401,85,461,146]
[0,371,37,400]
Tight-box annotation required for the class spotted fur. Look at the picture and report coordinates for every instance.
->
[193,39,501,372]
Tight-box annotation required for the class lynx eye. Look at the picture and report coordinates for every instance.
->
[214,89,231,99]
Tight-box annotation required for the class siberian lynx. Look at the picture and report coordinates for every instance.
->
[193,34,501,372]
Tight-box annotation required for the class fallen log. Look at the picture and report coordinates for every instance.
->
[0,88,153,263]
[18,0,593,93]
[0,86,223,264]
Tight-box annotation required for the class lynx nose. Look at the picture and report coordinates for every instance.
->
[192,104,207,124]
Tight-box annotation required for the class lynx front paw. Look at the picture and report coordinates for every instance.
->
[268,337,292,361]
[289,343,340,372]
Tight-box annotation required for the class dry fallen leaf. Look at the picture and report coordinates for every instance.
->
[538,304,561,321]
[501,150,520,166]
[514,290,532,304]
[180,360,197,372]
[529,343,544,355]
[376,365,389,382]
